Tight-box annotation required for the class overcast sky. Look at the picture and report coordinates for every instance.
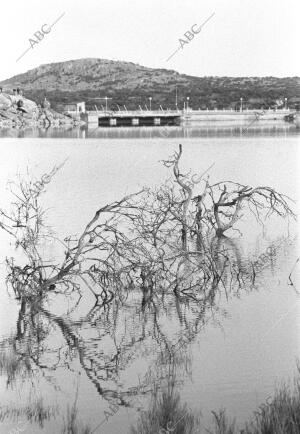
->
[1,0,299,81]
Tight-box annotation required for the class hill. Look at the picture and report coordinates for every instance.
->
[1,58,299,111]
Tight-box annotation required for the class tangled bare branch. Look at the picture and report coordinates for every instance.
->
[1,146,295,306]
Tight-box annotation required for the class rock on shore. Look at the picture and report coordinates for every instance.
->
[0,92,82,128]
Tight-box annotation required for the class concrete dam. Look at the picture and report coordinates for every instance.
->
[85,108,292,127]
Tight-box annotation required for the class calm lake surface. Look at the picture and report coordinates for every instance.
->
[0,126,299,433]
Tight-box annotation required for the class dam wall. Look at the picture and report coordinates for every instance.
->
[86,108,293,127]
[183,109,292,123]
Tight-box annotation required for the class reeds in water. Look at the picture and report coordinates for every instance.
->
[131,364,300,434]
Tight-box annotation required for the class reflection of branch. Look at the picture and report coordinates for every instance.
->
[288,257,300,292]
[1,231,292,432]
[39,307,147,408]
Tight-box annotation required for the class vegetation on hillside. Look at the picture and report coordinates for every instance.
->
[1,58,299,111]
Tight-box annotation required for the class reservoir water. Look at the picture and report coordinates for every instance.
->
[0,124,299,433]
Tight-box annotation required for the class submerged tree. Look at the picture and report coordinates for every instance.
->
[0,145,297,434]
[0,145,295,305]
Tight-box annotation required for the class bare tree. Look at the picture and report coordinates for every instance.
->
[0,145,295,305]
[162,144,295,239]
[209,181,294,237]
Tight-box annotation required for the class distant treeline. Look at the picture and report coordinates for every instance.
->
[24,78,300,112]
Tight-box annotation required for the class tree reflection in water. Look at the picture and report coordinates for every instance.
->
[0,233,292,432]
[0,145,296,432]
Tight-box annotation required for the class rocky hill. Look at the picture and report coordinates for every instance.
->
[1,58,299,111]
